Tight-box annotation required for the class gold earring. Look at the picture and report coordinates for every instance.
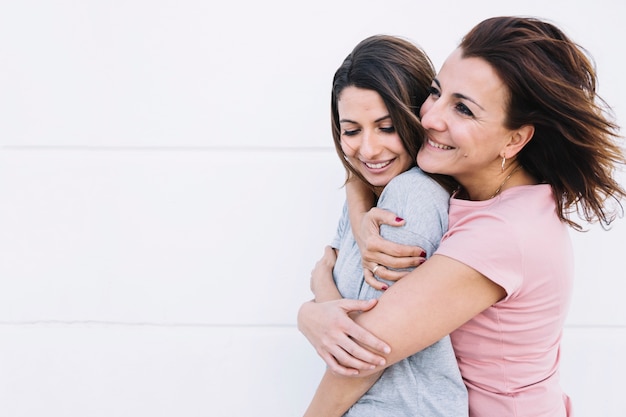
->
[501,155,506,172]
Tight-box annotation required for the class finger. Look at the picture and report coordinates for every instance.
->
[368,207,404,227]
[328,361,364,377]
[346,325,391,357]
[329,342,385,373]
[374,254,427,280]
[338,297,377,313]
[375,255,422,270]
[319,245,337,267]
[355,297,378,312]
[374,267,413,282]
[361,239,421,264]
[323,245,337,258]
[367,238,426,261]
[370,262,382,277]
[318,350,360,377]
[369,263,393,283]
[364,269,389,291]
[361,247,425,272]
[316,332,384,375]
[338,299,391,355]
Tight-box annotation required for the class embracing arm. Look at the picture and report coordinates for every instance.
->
[304,254,506,416]
[303,370,381,417]
[309,245,342,303]
[346,179,426,288]
[345,178,377,247]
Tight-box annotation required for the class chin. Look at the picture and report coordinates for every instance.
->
[416,158,441,175]
[415,160,433,173]
[363,177,390,189]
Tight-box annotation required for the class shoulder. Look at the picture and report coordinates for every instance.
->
[380,167,449,202]
[377,168,450,249]
[386,167,444,190]
[449,184,554,223]
[442,184,564,297]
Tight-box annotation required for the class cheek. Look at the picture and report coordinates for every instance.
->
[390,136,411,160]
[389,147,414,175]
[396,148,414,171]
[340,139,356,157]
[398,157,414,173]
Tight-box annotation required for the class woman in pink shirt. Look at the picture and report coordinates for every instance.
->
[298,16,626,416]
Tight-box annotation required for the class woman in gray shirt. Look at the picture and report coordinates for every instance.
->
[300,35,467,417]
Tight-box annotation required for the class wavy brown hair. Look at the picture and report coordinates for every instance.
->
[460,16,625,230]
[331,35,456,194]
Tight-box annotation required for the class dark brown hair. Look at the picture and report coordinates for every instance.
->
[331,35,455,193]
[461,16,625,229]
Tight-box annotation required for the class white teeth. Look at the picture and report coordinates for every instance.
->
[365,160,391,169]
[428,139,453,150]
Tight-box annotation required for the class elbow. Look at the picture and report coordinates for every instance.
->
[351,368,384,381]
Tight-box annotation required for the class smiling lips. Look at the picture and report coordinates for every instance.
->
[428,138,454,150]
[364,160,392,169]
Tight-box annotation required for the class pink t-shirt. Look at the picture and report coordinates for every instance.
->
[436,184,574,417]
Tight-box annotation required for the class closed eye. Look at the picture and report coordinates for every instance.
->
[428,85,440,98]
[342,129,360,136]
[455,102,474,117]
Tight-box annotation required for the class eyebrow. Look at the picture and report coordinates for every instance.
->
[339,115,392,124]
[434,78,485,111]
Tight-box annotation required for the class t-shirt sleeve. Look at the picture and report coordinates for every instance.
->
[377,168,450,257]
[435,211,524,300]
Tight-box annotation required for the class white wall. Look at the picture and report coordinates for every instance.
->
[0,1,624,416]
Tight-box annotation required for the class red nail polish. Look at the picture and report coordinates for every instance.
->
[420,250,426,257]
[395,217,404,222]
[381,285,388,291]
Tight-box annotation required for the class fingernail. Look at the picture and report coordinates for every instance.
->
[384,346,391,354]
[420,250,426,257]
[395,217,404,222]
[381,285,388,291]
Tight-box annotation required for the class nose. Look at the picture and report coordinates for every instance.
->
[359,129,381,159]
[420,99,446,132]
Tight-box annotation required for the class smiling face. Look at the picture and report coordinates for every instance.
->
[338,86,413,193]
[417,48,519,194]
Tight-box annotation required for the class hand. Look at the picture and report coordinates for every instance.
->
[357,208,426,290]
[297,298,391,376]
[310,246,338,296]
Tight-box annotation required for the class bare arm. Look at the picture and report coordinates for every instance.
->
[303,371,381,417]
[309,245,342,302]
[304,254,506,415]
[345,178,377,250]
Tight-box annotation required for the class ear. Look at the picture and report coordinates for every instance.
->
[504,124,534,157]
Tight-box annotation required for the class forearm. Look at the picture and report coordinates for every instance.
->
[303,369,382,417]
[352,255,507,368]
[312,267,342,302]
[310,247,342,302]
[346,178,376,240]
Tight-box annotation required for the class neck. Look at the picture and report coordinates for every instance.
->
[456,163,523,201]
[490,165,521,199]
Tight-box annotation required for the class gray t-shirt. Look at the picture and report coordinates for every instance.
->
[331,167,468,417]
